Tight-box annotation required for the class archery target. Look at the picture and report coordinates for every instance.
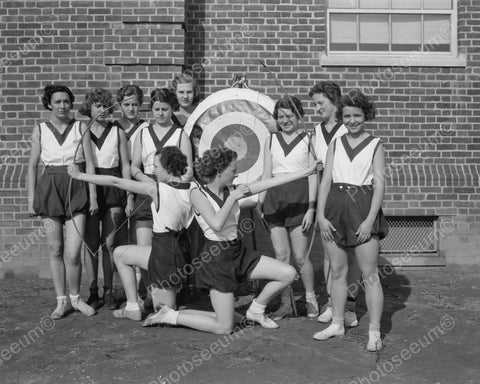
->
[184,88,277,187]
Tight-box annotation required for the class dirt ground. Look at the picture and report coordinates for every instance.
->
[0,265,479,384]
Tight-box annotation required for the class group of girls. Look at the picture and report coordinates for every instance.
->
[28,73,387,351]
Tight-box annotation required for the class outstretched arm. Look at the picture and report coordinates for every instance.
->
[68,165,156,198]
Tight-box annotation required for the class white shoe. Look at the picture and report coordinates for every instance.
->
[367,331,383,352]
[344,310,358,327]
[246,310,279,329]
[313,324,345,340]
[317,306,332,323]
[51,298,69,319]
[142,305,176,327]
[71,298,96,317]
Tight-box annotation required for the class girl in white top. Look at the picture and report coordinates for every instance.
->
[78,88,133,310]
[310,82,361,327]
[257,96,319,320]
[168,69,201,128]
[313,89,388,352]
[142,147,320,333]
[27,84,97,319]
[69,146,193,321]
[131,88,193,247]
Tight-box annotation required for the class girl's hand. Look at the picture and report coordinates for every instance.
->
[231,184,251,201]
[318,216,336,242]
[28,200,36,217]
[356,219,374,244]
[89,197,99,216]
[316,160,324,173]
[307,160,323,176]
[125,194,134,217]
[68,164,81,179]
[301,209,315,232]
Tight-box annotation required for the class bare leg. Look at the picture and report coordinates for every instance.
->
[64,214,87,295]
[289,226,315,293]
[45,218,65,296]
[326,242,348,322]
[101,206,125,289]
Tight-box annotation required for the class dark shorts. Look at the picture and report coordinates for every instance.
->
[95,167,126,217]
[133,173,156,221]
[147,230,189,290]
[33,164,89,220]
[196,238,261,293]
[325,183,388,247]
[263,177,309,228]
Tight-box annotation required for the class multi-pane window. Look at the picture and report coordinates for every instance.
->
[327,0,455,55]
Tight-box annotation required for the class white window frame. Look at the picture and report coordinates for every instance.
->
[321,0,466,67]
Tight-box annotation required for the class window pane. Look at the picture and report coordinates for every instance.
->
[424,15,451,52]
[423,0,452,9]
[359,14,389,51]
[359,0,389,8]
[330,13,357,50]
[392,14,421,51]
[328,0,357,8]
[392,0,421,9]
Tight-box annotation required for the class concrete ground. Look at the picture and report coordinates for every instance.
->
[0,265,478,384]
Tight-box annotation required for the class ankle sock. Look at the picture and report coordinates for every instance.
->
[69,294,80,302]
[305,291,316,302]
[332,316,345,326]
[57,295,67,301]
[369,323,380,332]
[164,308,179,325]
[249,299,266,315]
[126,302,140,311]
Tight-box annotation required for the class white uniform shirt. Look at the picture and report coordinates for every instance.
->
[192,183,239,241]
[151,181,193,233]
[314,122,347,164]
[122,120,147,161]
[90,122,120,169]
[39,120,85,166]
[270,131,310,176]
[332,135,381,186]
[140,124,183,175]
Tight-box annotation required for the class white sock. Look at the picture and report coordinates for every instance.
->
[249,299,266,315]
[126,302,140,311]
[163,308,179,325]
[69,294,80,303]
[369,323,380,332]
[305,291,316,302]
[332,316,345,326]
[57,296,67,301]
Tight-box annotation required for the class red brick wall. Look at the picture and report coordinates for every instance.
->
[184,0,480,265]
[1,1,479,278]
[0,0,185,277]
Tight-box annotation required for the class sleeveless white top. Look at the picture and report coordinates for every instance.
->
[151,181,193,233]
[314,122,347,164]
[140,124,183,175]
[122,120,148,161]
[332,135,381,186]
[192,183,239,241]
[90,122,120,169]
[270,131,310,176]
[39,120,84,166]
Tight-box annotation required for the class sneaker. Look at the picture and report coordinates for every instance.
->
[71,298,96,317]
[367,330,383,352]
[142,305,174,327]
[113,307,142,321]
[51,298,69,319]
[317,306,332,323]
[246,310,279,329]
[306,299,319,318]
[344,310,358,327]
[271,304,293,321]
[313,324,345,340]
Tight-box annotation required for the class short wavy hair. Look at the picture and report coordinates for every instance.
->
[272,96,305,120]
[194,147,237,181]
[155,146,188,177]
[168,69,200,109]
[116,84,144,105]
[149,88,178,111]
[79,88,115,118]
[336,88,376,122]
[42,84,75,110]
[308,81,342,107]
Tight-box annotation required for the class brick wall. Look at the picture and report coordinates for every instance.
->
[1,1,479,279]
[0,0,185,277]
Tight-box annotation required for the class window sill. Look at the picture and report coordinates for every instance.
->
[320,54,466,67]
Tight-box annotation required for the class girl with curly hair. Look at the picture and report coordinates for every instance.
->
[69,146,193,321]
[313,89,388,351]
[27,84,97,319]
[141,147,320,334]
[79,88,133,310]
[168,69,201,128]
